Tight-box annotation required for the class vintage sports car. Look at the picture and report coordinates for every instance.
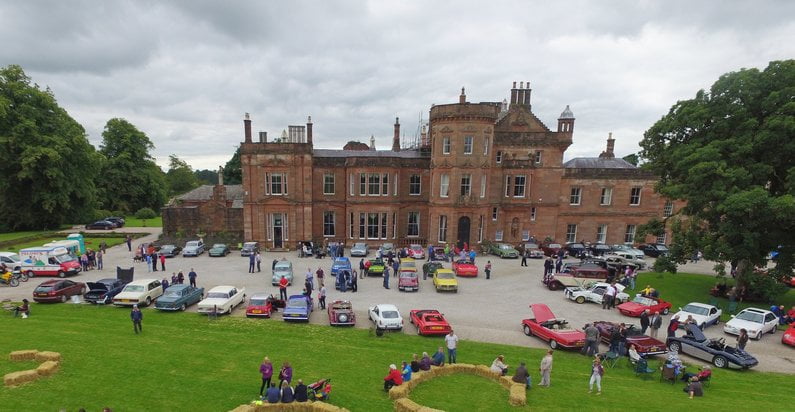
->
[610,244,646,259]
[366,258,385,276]
[521,303,586,349]
[617,295,672,317]
[369,303,403,331]
[672,302,722,329]
[328,300,356,326]
[271,260,294,286]
[541,242,564,257]
[564,282,629,305]
[398,269,419,292]
[197,285,246,315]
[208,243,231,257]
[723,307,779,340]
[603,252,646,270]
[113,279,163,307]
[782,323,795,347]
[32,279,86,303]
[490,243,519,258]
[544,266,608,291]
[84,278,127,304]
[283,294,313,322]
[431,246,449,262]
[452,259,478,277]
[667,324,758,369]
[155,284,205,311]
[422,261,443,280]
[182,240,204,257]
[350,242,368,257]
[520,243,544,259]
[592,321,667,355]
[158,244,182,258]
[400,258,417,271]
[433,268,458,293]
[331,257,352,278]
[409,309,452,336]
[409,244,425,259]
[246,293,274,318]
[379,243,395,256]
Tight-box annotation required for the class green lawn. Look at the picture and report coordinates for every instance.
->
[1,236,127,253]
[123,216,162,227]
[0,231,52,242]
[1,304,792,412]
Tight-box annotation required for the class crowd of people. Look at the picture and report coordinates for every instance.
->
[257,357,331,404]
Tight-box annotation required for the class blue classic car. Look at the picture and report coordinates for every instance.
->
[84,278,127,304]
[667,324,758,369]
[331,257,352,278]
[155,284,205,311]
[282,294,313,322]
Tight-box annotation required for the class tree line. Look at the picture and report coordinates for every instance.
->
[0,65,241,230]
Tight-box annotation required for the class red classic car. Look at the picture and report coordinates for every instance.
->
[409,244,426,259]
[617,295,672,317]
[32,279,86,303]
[452,259,478,277]
[328,300,356,326]
[398,269,419,292]
[409,309,452,336]
[541,242,564,257]
[245,293,274,318]
[592,321,667,355]
[783,323,795,347]
[521,303,586,349]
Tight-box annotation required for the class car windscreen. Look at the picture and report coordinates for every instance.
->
[250,299,268,306]
[124,285,145,292]
[455,260,471,265]
[400,272,416,278]
[499,245,512,250]
[656,245,669,251]
[682,304,709,316]
[207,292,229,299]
[382,310,399,319]
[212,244,225,249]
[186,241,199,247]
[275,263,291,270]
[526,244,539,249]
[735,311,763,323]
[401,262,416,268]
[288,298,307,308]
[437,271,454,279]
[411,246,422,251]
[632,296,654,306]
[161,246,174,251]
[549,244,562,248]
[5,254,21,262]
[57,254,76,263]
[35,285,54,292]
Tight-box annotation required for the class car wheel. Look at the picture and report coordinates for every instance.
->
[769,326,776,335]
[27,271,35,278]
[60,295,67,303]
[523,325,532,336]
[712,355,728,369]
[699,323,705,330]
[180,303,187,311]
[662,307,669,315]
[667,342,681,353]
[575,296,586,304]
[19,272,28,282]
[58,271,66,278]
[228,307,233,315]
[754,331,762,340]
[145,297,152,306]
[549,340,558,349]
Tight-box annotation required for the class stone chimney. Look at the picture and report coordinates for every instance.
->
[244,113,252,143]
[420,124,428,147]
[370,135,375,150]
[392,117,401,152]
[509,81,532,110]
[599,132,616,159]
[306,116,313,145]
[459,87,466,104]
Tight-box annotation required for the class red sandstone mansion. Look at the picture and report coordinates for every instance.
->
[163,83,677,250]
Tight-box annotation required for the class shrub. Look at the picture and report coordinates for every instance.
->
[93,209,112,221]
[111,210,126,218]
[135,208,157,219]
[653,255,678,273]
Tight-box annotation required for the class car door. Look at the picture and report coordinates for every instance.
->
[590,286,606,303]
[708,307,719,325]
[371,307,379,322]
[763,313,777,333]
[64,280,80,296]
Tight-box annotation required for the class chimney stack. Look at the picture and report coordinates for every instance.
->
[306,116,313,145]
[258,131,267,143]
[599,132,616,159]
[459,87,466,104]
[244,113,252,143]
[392,117,401,152]
[370,135,375,150]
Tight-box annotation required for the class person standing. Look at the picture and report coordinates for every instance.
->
[151,252,158,272]
[602,283,614,310]
[318,285,326,309]
[639,310,650,335]
[359,259,366,278]
[582,323,599,356]
[159,253,166,271]
[188,269,197,287]
[161,277,169,291]
[539,349,553,387]
[485,260,492,279]
[445,330,459,364]
[259,357,273,396]
[131,305,143,334]
[427,244,433,261]
[100,240,107,254]
[468,249,476,264]
[351,271,358,292]
[383,266,390,289]
[555,256,563,273]
[96,250,103,270]
[667,315,680,338]
[249,253,256,273]
[316,267,325,287]
[279,275,289,301]
[278,361,293,389]
[177,270,185,284]
[126,235,132,252]
[145,254,152,272]
[649,311,662,339]
[521,250,528,267]
[737,328,749,350]
[588,356,604,395]
[256,252,262,272]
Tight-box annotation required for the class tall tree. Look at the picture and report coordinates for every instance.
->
[640,60,795,296]
[194,168,219,186]
[0,65,100,229]
[166,154,199,195]
[98,118,167,212]
[223,146,242,185]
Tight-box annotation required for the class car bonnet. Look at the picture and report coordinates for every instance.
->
[530,304,556,323]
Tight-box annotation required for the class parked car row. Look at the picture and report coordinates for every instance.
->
[85,216,125,230]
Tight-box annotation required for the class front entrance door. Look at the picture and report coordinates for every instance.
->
[273,213,284,248]
[457,216,471,249]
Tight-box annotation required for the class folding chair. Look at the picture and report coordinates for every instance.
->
[660,364,677,384]
[726,301,739,314]
[634,358,655,379]
[603,351,620,368]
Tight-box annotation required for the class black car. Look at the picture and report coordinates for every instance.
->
[84,278,127,304]
[85,220,115,230]
[589,244,612,256]
[104,216,125,228]
[667,324,758,369]
[422,261,444,280]
[159,245,182,258]
[564,243,589,258]
[641,244,669,258]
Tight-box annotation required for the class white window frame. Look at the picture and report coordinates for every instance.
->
[358,213,365,239]
[530,207,537,221]
[381,173,389,196]
[480,175,486,198]
[483,137,489,155]
[323,173,335,195]
[439,174,449,197]
[407,212,420,237]
[392,212,397,239]
[394,173,398,197]
[504,175,512,197]
[463,136,473,154]
[366,213,380,239]
[409,174,421,196]
[496,151,502,163]
[596,224,607,244]
[349,212,354,239]
[656,232,667,245]
[663,200,673,217]
[565,224,577,243]
[349,174,354,196]
[267,172,287,195]
[630,187,642,206]
[495,230,503,242]
[380,212,388,238]
[438,215,448,242]
[513,175,526,198]
[359,173,366,196]
[460,174,471,196]
[478,215,484,243]
[522,230,530,241]
[534,151,542,165]
[323,211,335,237]
[368,173,380,196]
[570,187,581,205]
[492,207,498,221]
[600,187,612,205]
[442,137,451,154]
[624,224,636,244]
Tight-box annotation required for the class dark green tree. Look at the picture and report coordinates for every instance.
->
[622,153,639,166]
[194,169,219,186]
[98,118,167,212]
[223,146,242,185]
[165,154,199,195]
[640,60,795,299]
[0,65,100,229]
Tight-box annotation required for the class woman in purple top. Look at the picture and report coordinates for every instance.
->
[278,361,293,388]
[259,357,273,396]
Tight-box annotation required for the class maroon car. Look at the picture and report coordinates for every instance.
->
[593,320,667,356]
[541,242,564,257]
[33,279,86,303]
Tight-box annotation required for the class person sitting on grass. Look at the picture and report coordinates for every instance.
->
[264,383,280,403]
[294,379,308,402]
[682,365,711,382]
[410,354,421,373]
[280,381,294,403]
[419,352,432,371]
[431,347,445,366]
[13,299,30,318]
[383,364,403,391]
[315,381,332,401]
[512,362,531,388]
[401,361,412,382]
[684,376,703,399]
[490,355,508,376]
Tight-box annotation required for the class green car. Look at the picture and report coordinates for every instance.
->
[367,258,385,276]
[422,261,444,280]
[208,243,230,257]
[155,284,205,311]
[490,243,520,258]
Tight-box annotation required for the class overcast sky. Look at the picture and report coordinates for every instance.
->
[2,0,794,170]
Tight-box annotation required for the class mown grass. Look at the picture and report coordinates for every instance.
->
[123,217,162,227]
[0,304,792,411]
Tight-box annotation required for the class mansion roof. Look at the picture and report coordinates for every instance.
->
[563,157,636,169]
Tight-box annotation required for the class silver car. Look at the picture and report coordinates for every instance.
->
[271,260,294,286]
[350,242,368,257]
[183,240,204,257]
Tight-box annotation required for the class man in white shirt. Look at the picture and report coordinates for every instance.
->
[444,330,459,364]
[603,284,616,309]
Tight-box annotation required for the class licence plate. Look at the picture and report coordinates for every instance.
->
[252,310,262,314]
[38,293,48,297]
[432,326,443,330]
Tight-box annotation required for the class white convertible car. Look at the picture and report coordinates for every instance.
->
[564,282,629,305]
[672,302,722,329]
[112,278,163,307]
[368,304,404,331]
[197,285,246,315]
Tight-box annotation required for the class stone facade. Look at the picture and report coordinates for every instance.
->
[162,184,244,239]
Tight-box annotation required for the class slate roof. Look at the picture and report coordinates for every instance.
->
[313,149,423,158]
[563,157,636,169]
[176,185,245,202]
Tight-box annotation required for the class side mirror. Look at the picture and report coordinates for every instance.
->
[730,315,735,318]
[678,307,682,311]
